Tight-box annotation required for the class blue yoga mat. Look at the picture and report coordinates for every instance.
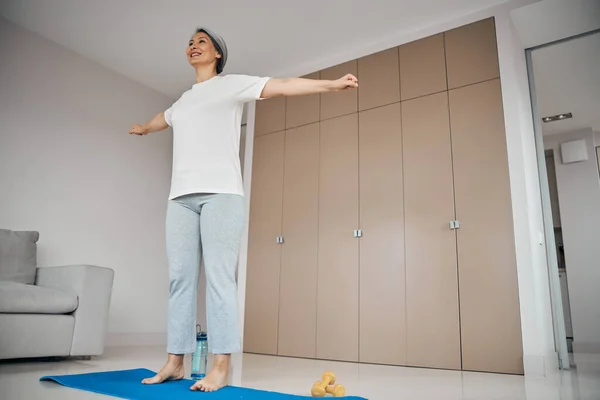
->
[40,368,367,399]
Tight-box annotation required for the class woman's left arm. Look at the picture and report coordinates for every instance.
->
[260,74,358,98]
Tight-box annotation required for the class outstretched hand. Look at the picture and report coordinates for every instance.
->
[129,124,149,136]
[332,74,358,91]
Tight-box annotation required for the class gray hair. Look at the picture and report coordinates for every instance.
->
[194,27,228,74]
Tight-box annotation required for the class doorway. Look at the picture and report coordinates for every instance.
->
[526,29,600,367]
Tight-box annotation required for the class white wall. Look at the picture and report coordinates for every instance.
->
[544,128,600,353]
[0,17,175,344]
[495,10,558,373]
[532,31,600,137]
[511,0,600,49]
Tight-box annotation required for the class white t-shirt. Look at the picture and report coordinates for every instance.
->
[164,74,270,200]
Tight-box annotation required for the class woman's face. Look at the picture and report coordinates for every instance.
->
[186,32,221,69]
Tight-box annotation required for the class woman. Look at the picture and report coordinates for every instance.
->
[129,27,358,392]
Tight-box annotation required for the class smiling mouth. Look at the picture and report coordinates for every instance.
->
[190,52,201,58]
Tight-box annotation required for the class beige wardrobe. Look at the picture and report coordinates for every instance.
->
[244,17,524,375]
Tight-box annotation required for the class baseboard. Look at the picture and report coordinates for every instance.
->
[544,351,560,372]
[523,351,559,376]
[105,333,166,347]
[572,342,600,354]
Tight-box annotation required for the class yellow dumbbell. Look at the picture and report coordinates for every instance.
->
[311,371,336,397]
[326,384,346,397]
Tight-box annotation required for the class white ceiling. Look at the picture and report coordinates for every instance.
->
[511,0,600,49]
[531,31,600,136]
[0,0,518,99]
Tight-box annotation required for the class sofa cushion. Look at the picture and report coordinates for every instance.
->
[0,281,78,314]
[0,229,39,284]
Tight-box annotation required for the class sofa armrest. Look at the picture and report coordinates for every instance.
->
[36,265,114,356]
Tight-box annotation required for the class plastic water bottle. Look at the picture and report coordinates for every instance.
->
[191,325,208,380]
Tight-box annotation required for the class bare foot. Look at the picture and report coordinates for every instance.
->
[142,354,185,385]
[190,354,229,392]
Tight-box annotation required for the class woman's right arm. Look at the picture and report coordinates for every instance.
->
[129,112,168,136]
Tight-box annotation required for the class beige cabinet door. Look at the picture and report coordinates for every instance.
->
[399,33,447,101]
[358,103,407,365]
[317,114,360,362]
[286,72,321,129]
[255,97,286,136]
[445,17,500,90]
[278,123,320,358]
[358,48,401,111]
[244,131,285,355]
[449,79,523,374]
[321,61,358,121]
[402,92,461,370]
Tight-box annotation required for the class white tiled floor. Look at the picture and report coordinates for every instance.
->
[1,347,599,399]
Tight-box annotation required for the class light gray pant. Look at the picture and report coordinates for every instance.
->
[166,193,245,355]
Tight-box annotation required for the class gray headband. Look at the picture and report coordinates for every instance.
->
[196,27,228,74]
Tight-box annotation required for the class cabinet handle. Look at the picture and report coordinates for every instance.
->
[449,221,461,230]
[353,230,363,238]
[276,236,285,244]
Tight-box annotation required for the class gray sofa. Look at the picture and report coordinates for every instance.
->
[0,229,114,360]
